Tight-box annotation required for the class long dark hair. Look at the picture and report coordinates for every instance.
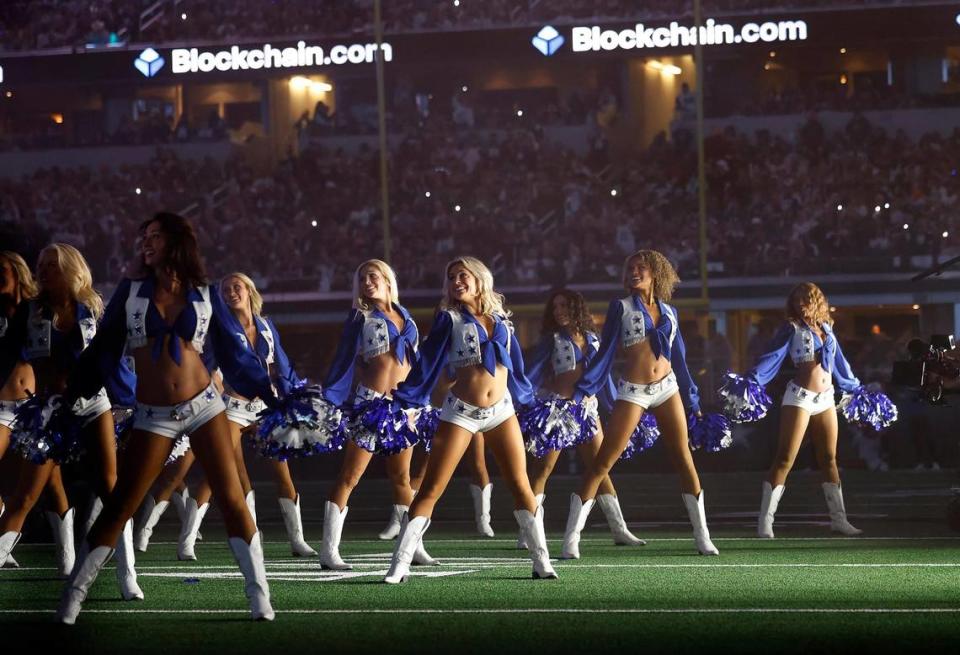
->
[138,212,208,288]
[541,288,596,338]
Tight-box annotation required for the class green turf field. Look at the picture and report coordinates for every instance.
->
[2,470,960,653]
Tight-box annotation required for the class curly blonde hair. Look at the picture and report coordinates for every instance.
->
[352,259,400,311]
[622,250,680,302]
[786,282,833,328]
[0,251,38,302]
[441,256,510,318]
[39,244,104,320]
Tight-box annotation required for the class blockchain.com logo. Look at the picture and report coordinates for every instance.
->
[134,48,165,77]
[531,26,564,56]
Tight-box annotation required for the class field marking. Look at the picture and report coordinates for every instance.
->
[4,608,960,616]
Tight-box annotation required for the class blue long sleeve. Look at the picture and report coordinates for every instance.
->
[104,357,136,407]
[831,337,862,393]
[524,336,552,390]
[747,322,794,387]
[574,300,622,402]
[507,332,534,406]
[669,321,701,413]
[209,289,277,406]
[321,310,364,406]
[266,317,300,396]
[67,279,131,403]
[394,312,453,408]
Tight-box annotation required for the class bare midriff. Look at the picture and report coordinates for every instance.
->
[133,337,211,405]
[542,363,584,399]
[792,360,832,393]
[357,351,412,397]
[619,339,673,387]
[450,363,509,408]
[0,361,34,401]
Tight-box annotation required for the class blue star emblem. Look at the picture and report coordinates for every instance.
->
[136,326,143,334]
[566,355,572,361]
[457,403,466,411]
[469,347,476,354]
[629,385,637,393]
[204,390,215,401]
[232,400,240,408]
[378,335,386,343]
[134,311,143,320]
[368,338,374,345]
[458,349,465,356]
[145,408,154,418]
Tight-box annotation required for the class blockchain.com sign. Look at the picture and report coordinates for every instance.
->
[533,17,808,55]
[135,39,393,77]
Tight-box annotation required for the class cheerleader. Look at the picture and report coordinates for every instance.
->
[0,251,39,569]
[721,282,896,538]
[154,272,317,560]
[560,251,719,558]
[0,245,138,591]
[384,256,556,583]
[55,212,278,623]
[318,259,434,570]
[520,288,645,548]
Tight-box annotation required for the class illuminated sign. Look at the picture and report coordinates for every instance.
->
[134,47,165,77]
[531,26,565,56]
[170,40,392,74]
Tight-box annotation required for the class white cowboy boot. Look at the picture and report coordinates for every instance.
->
[172,489,201,540]
[245,490,257,526]
[81,496,103,539]
[177,499,209,561]
[278,495,317,557]
[560,493,595,560]
[115,519,144,600]
[135,495,170,552]
[319,501,352,571]
[384,514,430,584]
[516,493,544,549]
[682,490,720,555]
[0,531,21,568]
[378,504,406,540]
[597,494,646,546]
[46,508,76,577]
[822,482,863,536]
[470,483,495,537]
[514,505,558,580]
[227,532,275,621]
[56,542,114,625]
[757,481,786,539]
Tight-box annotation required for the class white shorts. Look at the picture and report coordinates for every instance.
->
[616,372,678,410]
[223,394,266,429]
[439,391,514,434]
[133,382,226,440]
[782,381,835,416]
[71,388,112,427]
[354,384,387,405]
[0,398,28,430]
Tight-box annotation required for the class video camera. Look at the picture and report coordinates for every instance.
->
[891,334,959,403]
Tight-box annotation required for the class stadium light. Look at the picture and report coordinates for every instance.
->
[647,60,682,76]
[610,189,618,197]
[453,0,460,6]
[517,110,523,117]
[840,74,848,85]
[912,304,920,310]
[840,47,847,54]
[5,91,12,98]
[461,85,468,92]
[903,223,909,230]
[425,191,431,198]
[884,202,890,209]
[874,205,881,213]
[836,204,843,211]
[769,51,776,58]
[311,220,318,227]
[290,76,332,92]
[135,187,142,195]
[454,205,462,212]
[943,231,950,238]
[181,13,187,20]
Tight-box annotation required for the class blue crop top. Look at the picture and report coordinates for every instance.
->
[573,295,700,413]
[393,308,534,408]
[322,304,420,406]
[67,277,276,407]
[748,321,861,393]
[209,314,301,398]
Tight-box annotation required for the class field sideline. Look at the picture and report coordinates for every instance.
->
[2,470,959,653]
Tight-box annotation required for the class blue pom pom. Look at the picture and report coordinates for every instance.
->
[718,373,772,423]
[256,386,345,460]
[688,412,733,452]
[517,396,584,458]
[113,408,134,442]
[839,386,898,432]
[346,396,419,455]
[10,395,86,465]
[415,406,440,453]
[621,412,660,460]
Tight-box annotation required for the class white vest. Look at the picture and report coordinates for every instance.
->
[446,309,511,369]
[619,297,677,350]
[357,310,419,362]
[25,301,97,360]
[551,331,600,375]
[124,281,212,355]
[788,322,817,364]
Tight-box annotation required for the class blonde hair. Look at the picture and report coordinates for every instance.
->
[221,272,263,317]
[352,259,400,311]
[787,282,833,328]
[0,251,39,301]
[38,244,104,320]
[441,256,510,318]
[622,250,680,302]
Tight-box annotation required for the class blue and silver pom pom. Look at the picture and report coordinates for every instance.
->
[688,412,733,452]
[415,406,440,453]
[718,372,772,423]
[621,412,660,460]
[517,396,584,458]
[257,387,346,460]
[166,434,191,464]
[347,397,419,456]
[839,385,898,432]
[10,395,86,465]
[113,408,135,443]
